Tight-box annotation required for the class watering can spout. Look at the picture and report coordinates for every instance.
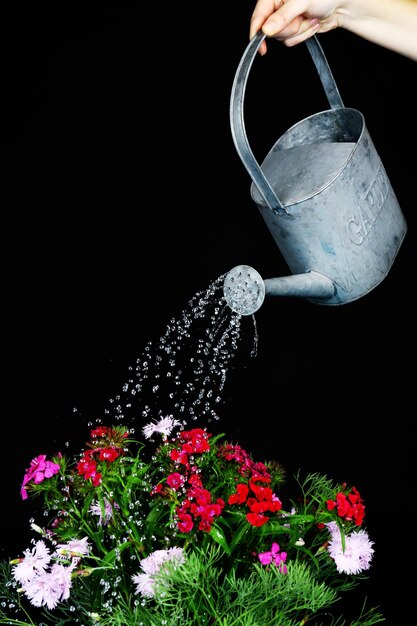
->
[264,272,335,301]
[223,265,335,316]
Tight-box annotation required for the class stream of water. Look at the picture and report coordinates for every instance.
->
[84,273,259,435]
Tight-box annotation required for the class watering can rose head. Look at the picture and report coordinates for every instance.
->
[0,416,381,625]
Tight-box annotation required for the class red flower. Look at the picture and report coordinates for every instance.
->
[150,483,164,496]
[90,426,108,438]
[177,512,193,533]
[326,486,365,526]
[91,472,102,487]
[228,483,249,505]
[166,472,186,490]
[188,474,203,489]
[98,448,121,462]
[77,457,97,479]
[178,428,211,454]
[246,512,269,527]
[170,449,190,467]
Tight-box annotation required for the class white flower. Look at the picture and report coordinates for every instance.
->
[12,540,51,584]
[326,523,375,575]
[55,537,90,561]
[21,562,74,610]
[131,572,155,598]
[142,415,181,439]
[132,547,185,598]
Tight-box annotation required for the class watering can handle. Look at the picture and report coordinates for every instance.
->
[230,31,344,215]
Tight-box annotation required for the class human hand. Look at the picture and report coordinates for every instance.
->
[250,0,342,55]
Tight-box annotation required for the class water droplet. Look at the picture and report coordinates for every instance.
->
[99,274,258,431]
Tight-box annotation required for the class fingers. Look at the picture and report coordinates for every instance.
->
[250,0,282,55]
[250,0,281,38]
[250,0,315,54]
[278,18,321,46]
[270,15,310,41]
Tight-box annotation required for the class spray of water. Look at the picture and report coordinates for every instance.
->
[82,274,258,434]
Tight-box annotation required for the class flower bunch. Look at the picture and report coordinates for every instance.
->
[0,417,384,626]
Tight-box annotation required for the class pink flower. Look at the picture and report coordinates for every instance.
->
[258,542,288,573]
[20,455,60,500]
[89,498,119,526]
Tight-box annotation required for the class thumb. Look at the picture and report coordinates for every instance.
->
[262,0,311,35]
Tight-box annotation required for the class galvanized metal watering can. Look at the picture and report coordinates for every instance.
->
[223,32,407,316]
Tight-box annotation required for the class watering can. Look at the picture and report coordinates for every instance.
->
[223,32,407,316]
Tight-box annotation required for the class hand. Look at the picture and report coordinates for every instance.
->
[250,0,342,55]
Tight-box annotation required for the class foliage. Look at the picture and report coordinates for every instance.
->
[0,420,384,625]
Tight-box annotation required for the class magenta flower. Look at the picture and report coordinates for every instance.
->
[20,454,60,500]
[258,542,288,573]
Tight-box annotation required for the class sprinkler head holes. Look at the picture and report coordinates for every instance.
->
[223,265,265,316]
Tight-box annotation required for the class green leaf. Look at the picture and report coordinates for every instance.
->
[209,524,231,554]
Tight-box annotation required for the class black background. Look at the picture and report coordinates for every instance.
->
[1,1,415,623]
